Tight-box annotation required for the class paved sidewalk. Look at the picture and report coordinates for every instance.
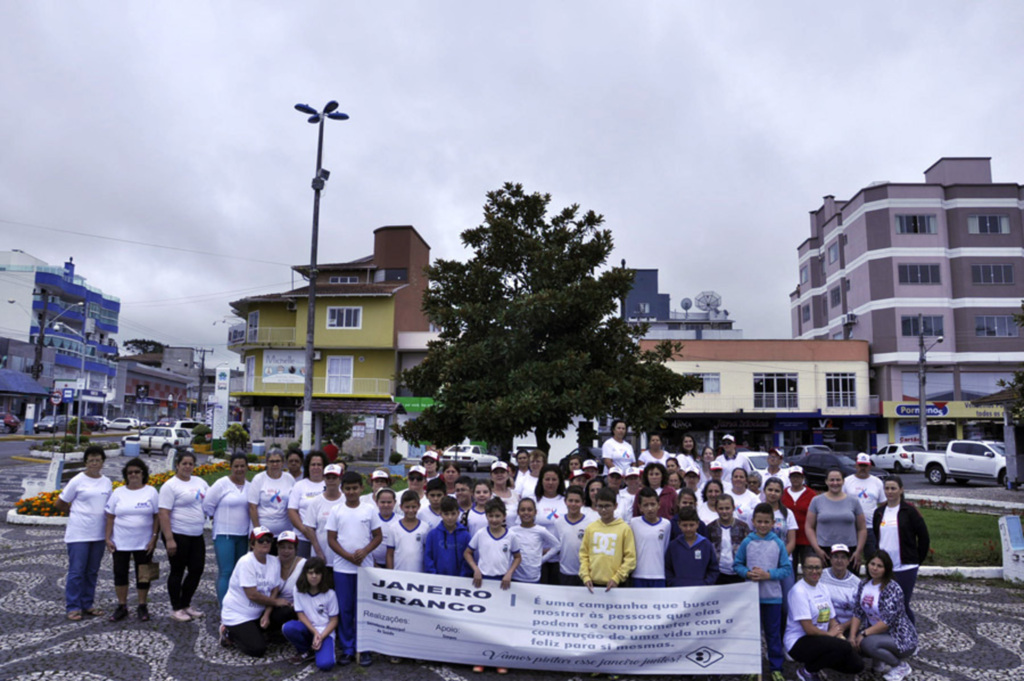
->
[2,457,1023,680]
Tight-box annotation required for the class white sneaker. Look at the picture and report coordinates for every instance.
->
[185,607,205,619]
[883,662,911,681]
[796,666,821,681]
[170,609,192,622]
[875,661,892,674]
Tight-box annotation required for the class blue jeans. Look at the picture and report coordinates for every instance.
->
[66,540,105,613]
[760,602,784,672]
[283,619,336,671]
[214,534,249,604]
[334,571,358,655]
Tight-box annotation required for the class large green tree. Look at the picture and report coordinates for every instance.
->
[398,182,700,453]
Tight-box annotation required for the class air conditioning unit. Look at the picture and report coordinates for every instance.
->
[313,351,321,361]
[842,313,858,325]
[286,301,297,311]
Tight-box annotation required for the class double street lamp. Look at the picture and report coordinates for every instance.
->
[916,313,944,451]
[294,101,349,452]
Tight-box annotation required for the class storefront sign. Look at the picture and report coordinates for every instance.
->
[262,349,306,384]
[883,401,1004,419]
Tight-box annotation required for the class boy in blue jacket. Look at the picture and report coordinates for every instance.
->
[735,502,793,681]
[424,496,472,577]
[665,507,719,586]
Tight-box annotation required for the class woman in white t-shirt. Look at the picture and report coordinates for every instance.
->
[785,554,864,680]
[601,420,635,475]
[219,526,292,657]
[203,453,252,604]
[158,451,210,622]
[104,457,159,622]
[248,448,296,540]
[849,550,919,681]
[287,451,327,559]
[55,445,113,620]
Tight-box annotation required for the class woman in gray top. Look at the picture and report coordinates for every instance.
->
[804,469,866,570]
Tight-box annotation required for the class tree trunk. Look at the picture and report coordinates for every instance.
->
[536,426,551,457]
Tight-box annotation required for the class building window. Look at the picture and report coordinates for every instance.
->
[971,264,1014,285]
[975,315,1019,337]
[754,373,798,409]
[328,275,358,284]
[832,330,845,340]
[685,373,720,394]
[246,311,259,343]
[901,315,944,337]
[896,215,936,234]
[637,302,650,315]
[897,264,941,284]
[801,304,810,322]
[968,215,1010,234]
[245,355,255,391]
[326,307,362,329]
[827,242,839,264]
[800,266,809,284]
[325,356,353,394]
[829,287,842,308]
[826,373,856,408]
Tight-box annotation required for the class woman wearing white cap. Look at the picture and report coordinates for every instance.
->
[302,464,346,560]
[219,526,292,657]
[490,461,519,524]
[276,530,306,619]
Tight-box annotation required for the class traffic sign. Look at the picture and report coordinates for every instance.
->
[50,391,62,406]
[63,388,75,402]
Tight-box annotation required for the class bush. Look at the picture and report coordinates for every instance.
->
[286,440,303,454]
[224,423,249,452]
[191,424,212,445]
[390,452,403,465]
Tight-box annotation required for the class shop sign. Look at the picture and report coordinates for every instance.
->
[883,401,1004,419]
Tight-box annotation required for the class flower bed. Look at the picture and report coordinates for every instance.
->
[14,461,232,517]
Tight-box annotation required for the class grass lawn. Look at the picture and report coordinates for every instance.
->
[920,507,1006,566]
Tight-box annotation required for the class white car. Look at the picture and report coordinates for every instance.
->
[122,427,192,455]
[872,444,925,472]
[109,417,141,430]
[440,444,498,472]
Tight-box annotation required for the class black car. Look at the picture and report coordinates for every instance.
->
[786,451,861,489]
[35,415,71,433]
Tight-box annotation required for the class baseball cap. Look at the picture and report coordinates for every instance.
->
[491,461,509,472]
[856,453,872,466]
[831,543,851,555]
[683,467,700,477]
[251,526,272,541]
[324,464,343,477]
[607,468,623,477]
[625,467,642,478]
[409,465,426,477]
[788,465,804,476]
[277,530,299,544]
[570,469,587,480]
[710,461,723,471]
[371,469,391,481]
[422,451,439,461]
[582,459,598,469]
[721,434,736,443]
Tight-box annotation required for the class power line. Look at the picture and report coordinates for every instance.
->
[0,217,295,266]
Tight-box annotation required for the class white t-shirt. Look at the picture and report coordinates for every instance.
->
[785,579,835,651]
[220,552,282,626]
[387,519,429,572]
[715,453,753,479]
[718,524,736,575]
[288,478,326,535]
[247,471,296,536]
[772,507,799,546]
[302,494,346,560]
[731,489,760,526]
[493,489,520,526]
[416,505,444,532]
[373,513,401,566]
[553,511,597,576]
[294,588,338,633]
[203,477,251,538]
[104,485,159,551]
[602,438,635,474]
[843,474,885,528]
[515,472,538,501]
[509,525,558,583]
[466,506,489,539]
[279,556,306,603]
[629,516,671,580]
[616,489,636,522]
[60,473,113,543]
[638,450,671,466]
[878,505,916,570]
[534,495,568,531]
[158,475,210,536]
[469,527,521,577]
[325,502,382,574]
[763,468,791,489]
[698,501,719,526]
[859,581,883,626]
[820,567,860,624]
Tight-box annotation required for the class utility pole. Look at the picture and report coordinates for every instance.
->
[32,288,48,380]
[195,348,213,422]
[917,314,927,451]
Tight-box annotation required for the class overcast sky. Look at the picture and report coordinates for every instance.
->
[3,1,1023,367]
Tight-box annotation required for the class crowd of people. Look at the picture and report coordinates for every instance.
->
[55,428,930,679]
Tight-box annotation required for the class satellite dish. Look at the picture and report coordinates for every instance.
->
[680,298,692,311]
[695,290,722,312]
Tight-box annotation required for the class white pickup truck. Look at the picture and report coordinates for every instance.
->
[914,440,1007,486]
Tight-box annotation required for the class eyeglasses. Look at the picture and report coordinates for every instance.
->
[255,537,272,544]
[126,470,143,475]
[408,475,424,481]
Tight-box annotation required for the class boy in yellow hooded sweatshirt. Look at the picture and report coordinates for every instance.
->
[579,487,636,591]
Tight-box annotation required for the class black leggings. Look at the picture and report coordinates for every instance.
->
[112,550,152,588]
[165,533,205,610]
[227,606,294,657]
[789,634,864,674]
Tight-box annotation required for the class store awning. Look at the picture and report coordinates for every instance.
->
[311,398,400,416]
[0,369,50,397]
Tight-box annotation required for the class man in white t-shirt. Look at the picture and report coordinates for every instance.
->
[843,454,884,559]
[714,434,753,479]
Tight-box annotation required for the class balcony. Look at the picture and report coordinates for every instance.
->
[239,376,394,397]
[227,324,297,348]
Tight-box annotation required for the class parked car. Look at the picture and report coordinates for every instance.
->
[35,415,71,433]
[1,412,21,434]
[784,451,867,488]
[440,444,499,472]
[914,440,1007,486]
[784,444,833,463]
[872,443,926,472]
[81,415,107,431]
[122,427,192,455]
[109,417,141,430]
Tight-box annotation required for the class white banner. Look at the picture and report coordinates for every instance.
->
[357,568,761,675]
[262,349,305,384]
[212,363,230,439]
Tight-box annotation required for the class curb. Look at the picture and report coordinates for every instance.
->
[905,492,1024,513]
[5,508,68,526]
[919,566,1004,579]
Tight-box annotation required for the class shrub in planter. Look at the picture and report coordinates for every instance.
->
[224,423,249,452]
[390,452,403,465]
[191,424,212,445]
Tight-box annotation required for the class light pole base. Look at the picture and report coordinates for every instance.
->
[301,409,313,454]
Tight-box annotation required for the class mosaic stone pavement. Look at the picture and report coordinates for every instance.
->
[1,459,1022,679]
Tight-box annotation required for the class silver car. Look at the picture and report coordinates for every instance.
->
[440,444,498,472]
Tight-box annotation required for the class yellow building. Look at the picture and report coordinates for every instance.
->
[227,226,431,449]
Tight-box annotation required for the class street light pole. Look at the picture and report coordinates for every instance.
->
[295,101,349,453]
[917,312,943,450]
